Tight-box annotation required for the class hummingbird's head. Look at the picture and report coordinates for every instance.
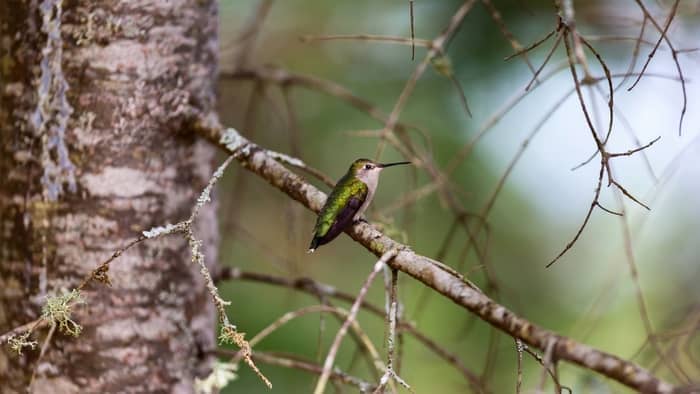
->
[350,158,411,185]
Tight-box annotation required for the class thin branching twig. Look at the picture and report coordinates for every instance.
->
[314,249,398,394]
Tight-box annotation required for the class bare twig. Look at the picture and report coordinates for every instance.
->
[374,0,478,159]
[608,136,661,158]
[521,342,571,393]
[547,161,604,268]
[446,62,569,175]
[77,235,147,290]
[504,28,555,61]
[537,338,555,392]
[614,186,689,383]
[578,36,614,143]
[301,34,431,48]
[373,268,413,393]
[410,1,415,60]
[515,339,524,394]
[630,0,686,135]
[215,348,376,391]
[314,249,398,394]
[481,0,538,76]
[628,0,678,91]
[216,267,486,391]
[226,0,274,70]
[544,6,659,266]
[525,32,563,91]
[616,15,648,91]
[28,323,56,391]
[231,305,383,380]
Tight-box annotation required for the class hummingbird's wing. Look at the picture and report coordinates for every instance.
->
[308,179,368,252]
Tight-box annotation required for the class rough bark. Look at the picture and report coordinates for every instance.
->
[0,1,219,392]
[194,119,679,394]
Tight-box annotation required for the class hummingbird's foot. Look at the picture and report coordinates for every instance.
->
[353,217,369,225]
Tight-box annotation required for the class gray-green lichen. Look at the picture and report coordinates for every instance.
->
[41,289,85,337]
[194,361,238,394]
[142,223,181,238]
[7,332,38,355]
[219,127,250,154]
[31,0,77,201]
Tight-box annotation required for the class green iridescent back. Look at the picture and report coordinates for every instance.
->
[314,170,368,238]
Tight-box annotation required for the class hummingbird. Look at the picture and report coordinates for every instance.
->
[308,158,411,253]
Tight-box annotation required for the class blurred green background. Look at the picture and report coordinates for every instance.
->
[214,1,700,392]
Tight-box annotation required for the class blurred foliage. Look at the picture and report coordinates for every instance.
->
[215,1,700,393]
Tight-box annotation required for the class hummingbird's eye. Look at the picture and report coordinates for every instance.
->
[364,164,372,170]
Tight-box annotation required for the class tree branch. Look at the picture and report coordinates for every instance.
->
[192,116,677,393]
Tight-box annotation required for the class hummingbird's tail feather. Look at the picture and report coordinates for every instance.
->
[307,237,320,253]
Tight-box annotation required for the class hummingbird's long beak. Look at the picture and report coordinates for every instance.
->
[378,161,411,169]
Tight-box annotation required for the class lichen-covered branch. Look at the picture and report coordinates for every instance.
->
[193,117,678,394]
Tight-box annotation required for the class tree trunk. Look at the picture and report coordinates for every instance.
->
[0,0,220,392]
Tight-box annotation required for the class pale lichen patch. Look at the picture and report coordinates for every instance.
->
[219,128,249,154]
[7,332,38,355]
[99,345,149,364]
[83,40,147,75]
[71,112,96,147]
[194,361,238,394]
[32,0,77,201]
[142,223,180,238]
[82,166,161,197]
[96,315,177,342]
